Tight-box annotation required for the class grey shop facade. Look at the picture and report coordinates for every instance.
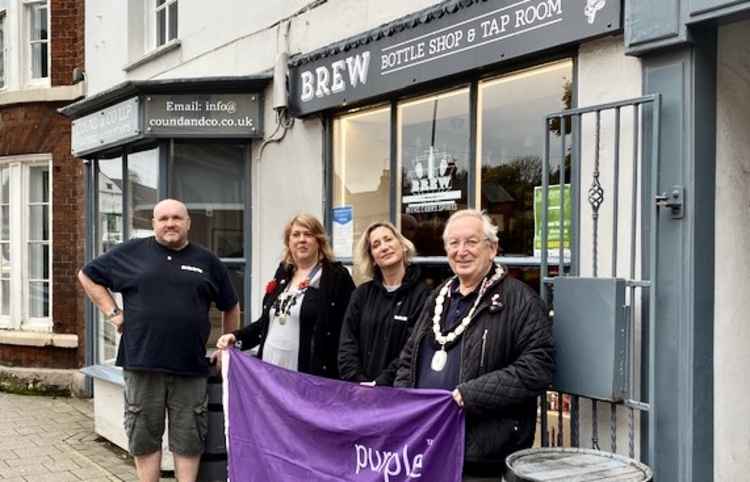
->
[63,0,624,380]
[59,77,268,460]
[288,0,621,287]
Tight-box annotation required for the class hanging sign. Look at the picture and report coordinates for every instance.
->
[143,93,260,137]
[70,93,264,156]
[289,0,620,116]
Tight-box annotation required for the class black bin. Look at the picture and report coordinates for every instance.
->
[198,366,227,482]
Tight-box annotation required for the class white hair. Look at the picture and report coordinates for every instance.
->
[442,209,499,244]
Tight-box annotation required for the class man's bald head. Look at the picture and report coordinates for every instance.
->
[152,199,191,250]
[153,198,189,219]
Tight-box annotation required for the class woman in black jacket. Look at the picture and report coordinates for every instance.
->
[216,214,354,379]
[338,222,430,386]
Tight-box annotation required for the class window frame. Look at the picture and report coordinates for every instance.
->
[326,55,578,272]
[23,0,50,86]
[0,154,53,332]
[0,10,6,90]
[152,0,178,49]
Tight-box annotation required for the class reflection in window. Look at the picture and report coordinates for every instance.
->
[479,61,573,256]
[332,106,390,261]
[173,143,244,258]
[207,263,244,347]
[173,142,246,345]
[97,159,124,364]
[98,159,123,253]
[128,148,159,239]
[399,88,470,256]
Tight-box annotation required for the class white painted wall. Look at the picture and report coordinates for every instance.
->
[714,19,750,482]
[83,0,443,318]
[85,0,442,93]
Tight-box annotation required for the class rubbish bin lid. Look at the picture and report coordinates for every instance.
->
[505,447,653,481]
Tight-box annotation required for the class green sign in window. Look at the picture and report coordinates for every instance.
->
[534,184,571,260]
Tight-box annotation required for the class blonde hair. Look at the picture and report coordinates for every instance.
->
[281,214,335,266]
[354,221,416,280]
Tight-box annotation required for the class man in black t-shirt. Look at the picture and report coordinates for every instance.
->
[79,198,239,482]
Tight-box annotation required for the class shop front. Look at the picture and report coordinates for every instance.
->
[289,0,620,285]
[59,75,268,465]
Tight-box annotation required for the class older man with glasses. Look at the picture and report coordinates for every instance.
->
[394,209,554,481]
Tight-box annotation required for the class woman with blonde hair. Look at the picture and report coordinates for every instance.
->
[217,213,354,378]
[338,221,430,386]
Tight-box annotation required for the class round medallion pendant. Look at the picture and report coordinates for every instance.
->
[431,349,448,372]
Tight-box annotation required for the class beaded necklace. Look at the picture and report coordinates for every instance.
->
[430,264,504,372]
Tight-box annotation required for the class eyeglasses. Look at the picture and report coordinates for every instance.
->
[445,237,488,252]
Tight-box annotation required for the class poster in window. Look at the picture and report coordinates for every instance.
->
[533,185,571,261]
[402,146,462,215]
[332,206,354,258]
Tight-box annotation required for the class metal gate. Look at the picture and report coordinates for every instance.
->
[537,94,663,464]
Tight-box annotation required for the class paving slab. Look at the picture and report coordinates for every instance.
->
[0,392,176,481]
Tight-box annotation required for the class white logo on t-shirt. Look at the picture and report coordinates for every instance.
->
[181,265,203,274]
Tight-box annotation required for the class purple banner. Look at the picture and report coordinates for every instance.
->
[223,349,465,482]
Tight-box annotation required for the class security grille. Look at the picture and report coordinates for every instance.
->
[538,94,662,463]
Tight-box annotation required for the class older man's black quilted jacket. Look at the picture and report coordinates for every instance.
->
[394,269,554,476]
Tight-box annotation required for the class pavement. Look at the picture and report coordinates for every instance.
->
[0,391,174,481]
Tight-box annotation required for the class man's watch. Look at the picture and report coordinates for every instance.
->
[106,307,122,319]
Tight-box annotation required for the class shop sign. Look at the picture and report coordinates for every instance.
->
[71,97,140,156]
[290,0,620,116]
[143,94,260,137]
[402,147,461,214]
[71,93,263,156]
[533,184,571,261]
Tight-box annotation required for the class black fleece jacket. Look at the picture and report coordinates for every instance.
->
[233,260,355,379]
[394,268,554,476]
[338,264,430,386]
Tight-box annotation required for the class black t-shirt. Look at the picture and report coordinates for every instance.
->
[83,237,238,376]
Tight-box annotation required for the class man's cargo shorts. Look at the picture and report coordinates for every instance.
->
[123,370,208,456]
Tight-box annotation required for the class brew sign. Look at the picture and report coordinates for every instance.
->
[290,0,620,116]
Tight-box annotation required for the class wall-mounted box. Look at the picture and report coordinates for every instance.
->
[552,277,627,402]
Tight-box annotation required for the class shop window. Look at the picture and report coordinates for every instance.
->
[0,155,52,331]
[398,88,470,256]
[96,158,123,364]
[172,142,246,345]
[26,0,48,81]
[127,148,159,239]
[478,61,573,257]
[331,61,573,287]
[332,106,391,260]
[91,142,250,364]
[154,0,178,48]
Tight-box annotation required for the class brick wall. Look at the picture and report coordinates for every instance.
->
[0,343,78,369]
[50,0,85,87]
[0,102,85,369]
[0,0,86,370]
